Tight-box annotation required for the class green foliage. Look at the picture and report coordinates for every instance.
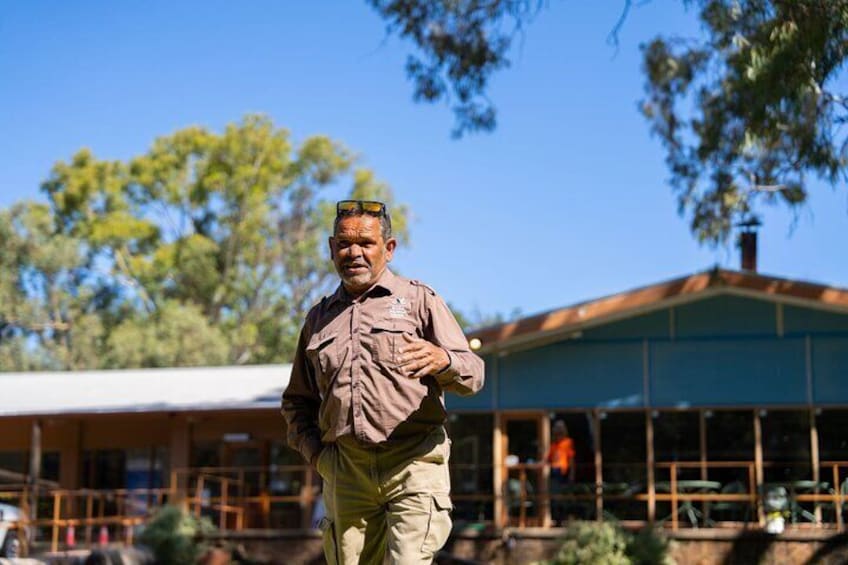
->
[627,526,676,565]
[105,302,229,368]
[641,0,848,244]
[540,522,631,565]
[536,522,675,565]
[138,505,216,565]
[370,0,848,243]
[0,114,409,370]
[367,0,540,137]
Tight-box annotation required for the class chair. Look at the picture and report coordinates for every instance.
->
[711,480,752,523]
[506,477,534,518]
[837,478,848,524]
[787,480,828,524]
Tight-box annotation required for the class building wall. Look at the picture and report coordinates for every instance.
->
[448,294,848,411]
[496,342,644,409]
[650,338,807,406]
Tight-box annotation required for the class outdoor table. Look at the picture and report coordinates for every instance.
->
[656,480,722,527]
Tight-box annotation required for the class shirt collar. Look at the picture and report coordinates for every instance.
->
[327,267,399,307]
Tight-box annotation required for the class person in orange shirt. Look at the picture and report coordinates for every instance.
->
[547,420,576,524]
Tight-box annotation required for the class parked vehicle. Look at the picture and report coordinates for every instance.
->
[0,502,25,558]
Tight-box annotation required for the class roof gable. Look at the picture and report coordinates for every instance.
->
[468,268,848,352]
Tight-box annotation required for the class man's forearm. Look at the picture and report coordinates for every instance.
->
[435,349,485,396]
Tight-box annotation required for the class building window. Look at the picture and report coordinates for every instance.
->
[654,410,700,479]
[447,413,494,522]
[816,409,848,462]
[815,409,848,524]
[82,448,167,490]
[191,441,221,469]
[269,441,311,529]
[601,411,646,520]
[704,409,755,499]
[0,452,27,484]
[0,451,60,485]
[760,409,811,482]
[706,410,754,463]
[41,452,60,484]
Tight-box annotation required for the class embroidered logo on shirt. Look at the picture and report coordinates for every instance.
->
[388,297,410,318]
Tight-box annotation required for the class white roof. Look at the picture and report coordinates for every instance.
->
[0,364,291,417]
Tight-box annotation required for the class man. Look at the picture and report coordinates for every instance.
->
[282,200,484,564]
[546,420,576,525]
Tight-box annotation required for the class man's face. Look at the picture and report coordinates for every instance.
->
[329,214,396,297]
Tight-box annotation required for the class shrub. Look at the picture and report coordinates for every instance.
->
[627,526,676,565]
[537,522,676,565]
[138,505,216,565]
[538,521,630,565]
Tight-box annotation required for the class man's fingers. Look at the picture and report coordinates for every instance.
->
[403,354,431,372]
[402,352,436,378]
[396,336,442,378]
[399,342,426,356]
[410,362,435,379]
[400,347,429,365]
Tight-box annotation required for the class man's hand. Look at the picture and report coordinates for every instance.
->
[399,333,450,379]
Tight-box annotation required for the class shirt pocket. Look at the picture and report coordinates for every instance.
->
[370,319,419,366]
[306,331,339,389]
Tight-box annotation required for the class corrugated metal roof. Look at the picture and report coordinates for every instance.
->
[0,364,291,417]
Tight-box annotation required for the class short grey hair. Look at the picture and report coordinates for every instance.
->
[333,208,393,242]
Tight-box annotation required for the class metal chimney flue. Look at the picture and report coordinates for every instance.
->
[737,218,761,272]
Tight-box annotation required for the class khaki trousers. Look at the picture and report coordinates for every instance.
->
[315,427,453,565]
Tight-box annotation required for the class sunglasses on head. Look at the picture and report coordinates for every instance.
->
[336,200,387,217]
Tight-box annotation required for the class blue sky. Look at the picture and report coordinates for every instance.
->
[2,1,847,319]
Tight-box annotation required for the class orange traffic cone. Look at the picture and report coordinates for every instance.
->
[65,524,76,547]
[98,525,109,546]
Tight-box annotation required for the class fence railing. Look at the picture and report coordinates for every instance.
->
[1,459,845,554]
[501,460,848,531]
[0,487,172,554]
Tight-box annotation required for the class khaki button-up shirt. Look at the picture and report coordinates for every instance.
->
[281,269,485,464]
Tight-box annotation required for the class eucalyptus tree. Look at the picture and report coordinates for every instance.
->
[2,115,407,369]
[369,0,848,243]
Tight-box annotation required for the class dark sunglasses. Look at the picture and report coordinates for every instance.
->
[336,200,386,217]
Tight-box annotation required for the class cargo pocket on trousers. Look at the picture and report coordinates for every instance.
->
[421,493,453,554]
[318,517,338,565]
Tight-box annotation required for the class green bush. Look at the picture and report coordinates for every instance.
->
[138,505,216,565]
[627,526,676,565]
[537,522,630,565]
[536,522,676,565]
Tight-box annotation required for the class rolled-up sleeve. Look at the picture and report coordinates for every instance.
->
[424,292,485,396]
[281,316,323,464]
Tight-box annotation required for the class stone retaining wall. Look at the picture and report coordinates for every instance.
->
[212,529,848,564]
